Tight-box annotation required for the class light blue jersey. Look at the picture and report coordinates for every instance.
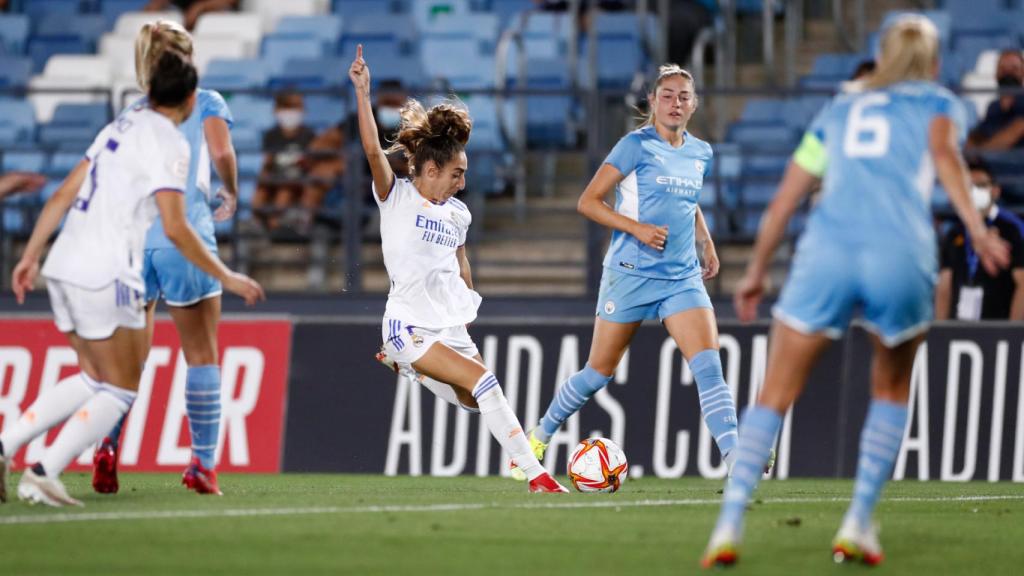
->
[602,126,714,281]
[775,80,967,345]
[139,88,233,250]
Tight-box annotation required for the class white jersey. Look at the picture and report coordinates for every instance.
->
[42,107,190,292]
[375,178,481,329]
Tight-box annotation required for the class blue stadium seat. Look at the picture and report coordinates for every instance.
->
[338,43,424,88]
[202,58,269,92]
[226,95,275,151]
[742,183,778,207]
[340,13,416,56]
[38,103,110,148]
[420,12,499,48]
[303,94,346,131]
[810,53,862,78]
[491,0,534,21]
[506,57,574,147]
[578,35,642,88]
[947,0,1012,34]
[1,150,47,173]
[262,35,329,75]
[0,14,29,55]
[421,37,494,89]
[740,98,788,124]
[19,0,85,19]
[0,99,36,145]
[726,124,800,151]
[464,95,504,153]
[0,56,32,88]
[98,0,150,27]
[47,150,84,176]
[268,57,349,90]
[742,155,788,178]
[412,0,470,28]
[784,95,828,131]
[28,37,90,72]
[2,203,28,235]
[275,15,344,49]
[237,152,264,179]
[35,13,108,48]
[333,0,401,14]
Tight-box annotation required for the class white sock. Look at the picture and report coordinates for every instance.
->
[472,372,545,481]
[0,373,98,458]
[39,384,135,478]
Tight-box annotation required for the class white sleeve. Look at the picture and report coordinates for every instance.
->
[84,125,111,162]
[148,131,190,195]
[373,177,403,212]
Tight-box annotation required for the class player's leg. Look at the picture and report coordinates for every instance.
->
[832,333,921,566]
[412,342,567,492]
[93,257,160,494]
[21,323,144,507]
[535,317,637,446]
[663,303,743,468]
[702,321,831,567]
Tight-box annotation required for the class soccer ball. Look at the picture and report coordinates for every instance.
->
[567,437,628,493]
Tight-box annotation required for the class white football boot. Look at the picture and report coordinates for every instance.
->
[832,516,884,566]
[701,523,741,568]
[18,468,83,507]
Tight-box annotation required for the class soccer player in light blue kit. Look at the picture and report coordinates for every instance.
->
[513,65,752,479]
[702,16,1010,568]
[92,20,243,496]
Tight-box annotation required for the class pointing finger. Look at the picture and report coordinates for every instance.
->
[356,44,363,60]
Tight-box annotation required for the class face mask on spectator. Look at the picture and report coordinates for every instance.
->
[996,72,1022,88]
[276,109,305,130]
[378,106,402,130]
[971,185,992,212]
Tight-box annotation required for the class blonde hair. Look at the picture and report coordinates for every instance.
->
[135,20,193,92]
[387,98,472,176]
[865,15,938,90]
[642,63,696,127]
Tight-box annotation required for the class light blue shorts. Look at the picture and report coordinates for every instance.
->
[143,248,222,306]
[596,268,712,323]
[773,242,935,347]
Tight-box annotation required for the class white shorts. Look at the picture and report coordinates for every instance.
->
[47,279,147,340]
[381,317,480,369]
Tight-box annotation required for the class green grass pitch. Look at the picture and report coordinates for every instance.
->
[1,473,1022,575]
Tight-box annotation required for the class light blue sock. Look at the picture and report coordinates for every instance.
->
[845,399,908,527]
[185,365,221,470]
[537,364,613,443]
[690,349,738,460]
[715,406,782,532]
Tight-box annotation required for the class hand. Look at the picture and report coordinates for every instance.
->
[632,222,669,251]
[733,267,767,323]
[223,272,265,306]
[348,44,370,96]
[972,227,1012,276]
[12,258,39,305]
[0,172,47,198]
[213,187,237,222]
[701,241,720,280]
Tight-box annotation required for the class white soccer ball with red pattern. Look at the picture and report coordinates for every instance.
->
[567,437,628,493]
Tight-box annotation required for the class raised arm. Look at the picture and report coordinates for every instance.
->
[11,160,89,303]
[204,116,239,221]
[348,45,395,202]
[577,163,668,251]
[930,116,1010,275]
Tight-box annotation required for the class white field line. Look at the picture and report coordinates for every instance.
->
[1,494,1022,526]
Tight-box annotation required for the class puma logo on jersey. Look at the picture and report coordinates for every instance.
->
[653,153,666,165]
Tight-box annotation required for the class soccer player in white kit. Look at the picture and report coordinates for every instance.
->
[0,51,263,507]
[350,45,567,493]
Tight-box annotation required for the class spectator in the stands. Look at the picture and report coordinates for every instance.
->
[935,157,1024,320]
[306,80,410,214]
[0,172,46,200]
[666,1,717,68]
[252,91,315,233]
[144,0,239,31]
[968,50,1024,150]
